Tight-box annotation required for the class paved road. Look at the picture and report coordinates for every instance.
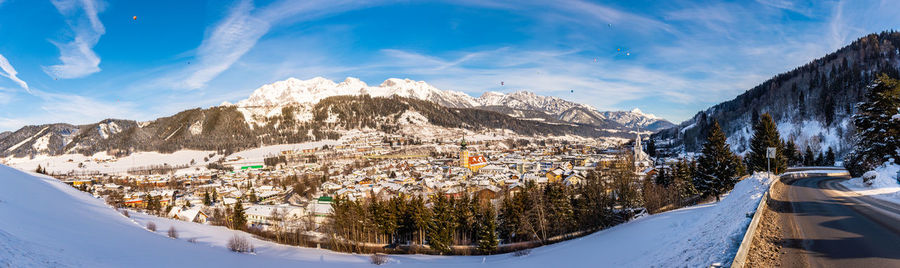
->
[777,175,900,267]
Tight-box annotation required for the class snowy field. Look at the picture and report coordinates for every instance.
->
[0,165,774,267]
[0,140,342,176]
[841,162,900,204]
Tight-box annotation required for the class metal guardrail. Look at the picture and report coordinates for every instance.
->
[730,169,849,267]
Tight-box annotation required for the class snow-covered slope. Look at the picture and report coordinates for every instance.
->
[0,165,773,267]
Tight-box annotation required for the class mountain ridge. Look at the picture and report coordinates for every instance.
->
[233,76,673,131]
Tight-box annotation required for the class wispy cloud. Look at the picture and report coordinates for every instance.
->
[178,0,385,90]
[43,0,105,79]
[755,0,813,16]
[0,117,25,131]
[0,54,29,92]
[181,0,269,89]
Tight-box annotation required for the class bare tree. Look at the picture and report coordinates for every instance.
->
[227,234,254,253]
[168,226,178,239]
[147,222,157,232]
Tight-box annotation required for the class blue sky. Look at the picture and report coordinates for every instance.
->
[0,0,898,131]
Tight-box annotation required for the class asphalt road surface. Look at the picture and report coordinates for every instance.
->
[777,175,900,267]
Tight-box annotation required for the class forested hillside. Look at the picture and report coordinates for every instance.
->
[655,31,900,158]
[1,96,627,158]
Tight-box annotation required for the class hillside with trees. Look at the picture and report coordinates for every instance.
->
[655,31,900,160]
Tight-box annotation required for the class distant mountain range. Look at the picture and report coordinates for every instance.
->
[232,77,673,131]
[654,31,900,157]
[0,77,671,158]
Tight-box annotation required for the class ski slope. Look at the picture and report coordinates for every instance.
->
[0,165,774,267]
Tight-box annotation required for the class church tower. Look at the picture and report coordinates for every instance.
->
[634,133,643,155]
[460,137,469,168]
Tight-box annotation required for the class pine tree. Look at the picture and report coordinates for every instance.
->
[203,191,212,206]
[232,201,247,230]
[654,166,672,187]
[249,189,258,203]
[408,196,430,245]
[695,121,742,202]
[825,147,836,166]
[212,189,218,202]
[845,74,900,176]
[784,139,800,166]
[498,193,521,243]
[804,146,815,166]
[426,194,454,254]
[544,183,574,235]
[747,113,787,174]
[674,159,698,200]
[646,139,657,158]
[476,206,498,254]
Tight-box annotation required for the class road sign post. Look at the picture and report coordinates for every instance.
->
[766,147,776,174]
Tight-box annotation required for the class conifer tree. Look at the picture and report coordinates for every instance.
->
[426,194,454,254]
[232,200,247,230]
[747,113,787,174]
[203,191,212,206]
[544,183,574,235]
[695,121,742,202]
[784,139,800,166]
[845,74,900,176]
[476,206,498,254]
[804,146,815,166]
[498,192,521,243]
[825,147,836,166]
[654,166,672,187]
[249,189,258,203]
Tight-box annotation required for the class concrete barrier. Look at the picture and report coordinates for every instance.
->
[730,174,776,268]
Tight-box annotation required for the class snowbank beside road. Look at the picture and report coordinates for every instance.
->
[841,162,900,204]
[0,165,775,267]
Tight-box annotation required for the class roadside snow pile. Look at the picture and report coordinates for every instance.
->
[841,162,900,203]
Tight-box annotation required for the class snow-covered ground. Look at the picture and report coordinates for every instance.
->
[226,140,339,164]
[0,165,774,267]
[840,162,900,204]
[0,140,342,176]
[2,150,220,175]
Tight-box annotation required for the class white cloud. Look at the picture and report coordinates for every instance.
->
[755,0,813,16]
[178,0,385,90]
[181,0,269,89]
[43,0,105,79]
[0,117,25,131]
[0,54,29,92]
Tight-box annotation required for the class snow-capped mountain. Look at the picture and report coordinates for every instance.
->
[0,76,671,158]
[234,77,672,131]
[236,77,478,109]
[476,91,594,115]
[601,108,674,131]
